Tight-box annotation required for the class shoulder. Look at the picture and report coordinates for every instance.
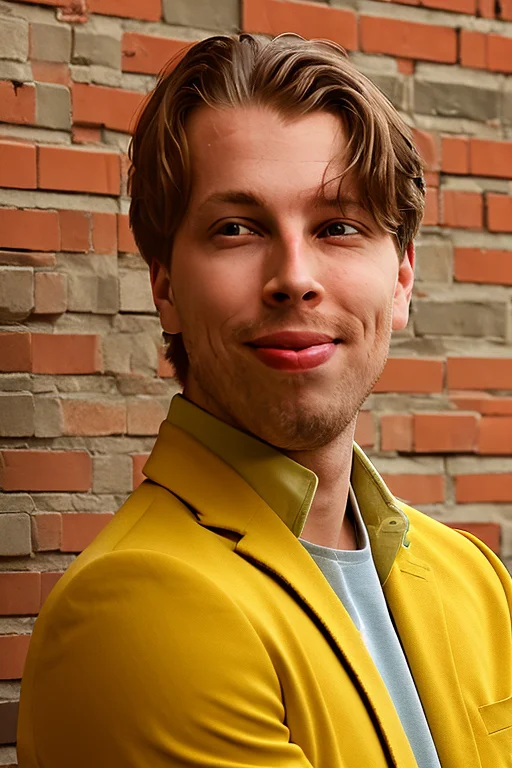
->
[397,501,512,611]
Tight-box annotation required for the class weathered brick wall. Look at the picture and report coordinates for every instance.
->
[0,0,512,760]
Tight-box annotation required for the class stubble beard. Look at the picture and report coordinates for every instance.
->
[186,340,389,452]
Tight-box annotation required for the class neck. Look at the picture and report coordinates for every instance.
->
[284,418,357,550]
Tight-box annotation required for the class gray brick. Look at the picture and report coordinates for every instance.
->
[73,26,121,69]
[162,0,240,31]
[0,14,29,62]
[414,79,500,123]
[0,392,34,437]
[0,493,35,514]
[0,513,31,556]
[92,455,131,494]
[34,396,64,438]
[30,20,71,63]
[363,72,406,111]
[414,238,453,282]
[58,254,119,315]
[504,80,512,128]
[119,269,154,313]
[35,82,71,130]
[413,300,508,338]
[0,267,33,322]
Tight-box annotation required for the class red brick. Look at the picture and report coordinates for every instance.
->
[414,412,478,452]
[38,146,120,195]
[0,250,56,267]
[0,208,60,251]
[447,357,512,390]
[422,186,439,225]
[33,272,67,315]
[380,414,413,451]
[157,348,175,378]
[451,393,512,415]
[469,139,512,179]
[487,194,512,233]
[422,0,475,11]
[499,0,512,19]
[0,81,36,126]
[412,129,439,172]
[454,248,512,285]
[444,521,500,552]
[459,30,487,69]
[62,399,126,436]
[360,17,456,63]
[456,474,512,503]
[61,513,113,552]
[31,513,62,551]
[488,34,512,73]
[441,190,483,229]
[58,209,91,252]
[0,141,37,189]
[31,61,70,86]
[72,125,102,145]
[72,83,145,133]
[40,571,63,607]
[477,0,494,17]
[424,171,439,188]
[92,212,117,253]
[122,32,191,75]
[479,417,512,454]
[0,450,92,492]
[381,474,445,504]
[32,333,103,374]
[126,398,166,436]
[0,572,41,615]
[0,635,31,680]
[441,135,469,174]
[88,0,161,20]
[0,333,32,373]
[117,213,138,253]
[243,0,358,51]
[396,58,415,75]
[354,410,375,448]
[373,358,444,393]
[132,453,150,489]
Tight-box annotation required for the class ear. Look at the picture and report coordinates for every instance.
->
[150,260,182,335]
[392,242,415,331]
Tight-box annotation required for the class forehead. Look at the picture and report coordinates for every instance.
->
[185,105,351,202]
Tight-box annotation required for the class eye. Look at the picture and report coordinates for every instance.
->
[319,222,359,238]
[216,222,258,237]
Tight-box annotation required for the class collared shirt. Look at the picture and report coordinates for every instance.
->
[167,394,441,767]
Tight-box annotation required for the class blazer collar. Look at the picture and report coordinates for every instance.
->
[164,395,409,584]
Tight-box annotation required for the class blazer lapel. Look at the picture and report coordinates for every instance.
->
[384,550,481,768]
[144,421,418,768]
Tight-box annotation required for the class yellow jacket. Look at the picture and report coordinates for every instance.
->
[18,418,512,767]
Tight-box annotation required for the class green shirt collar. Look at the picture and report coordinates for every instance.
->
[167,394,410,583]
[168,394,317,537]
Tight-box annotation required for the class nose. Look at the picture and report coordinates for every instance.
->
[262,236,325,309]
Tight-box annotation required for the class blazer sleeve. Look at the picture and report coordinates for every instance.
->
[25,549,313,768]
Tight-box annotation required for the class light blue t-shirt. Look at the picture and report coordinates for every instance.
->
[300,488,442,768]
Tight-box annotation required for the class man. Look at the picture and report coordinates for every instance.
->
[18,34,511,768]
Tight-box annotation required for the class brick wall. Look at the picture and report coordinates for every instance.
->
[1,0,512,761]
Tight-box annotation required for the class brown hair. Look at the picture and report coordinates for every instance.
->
[129,33,425,384]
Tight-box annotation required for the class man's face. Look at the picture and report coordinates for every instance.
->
[154,105,414,450]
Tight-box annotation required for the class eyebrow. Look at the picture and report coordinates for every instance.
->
[198,190,365,212]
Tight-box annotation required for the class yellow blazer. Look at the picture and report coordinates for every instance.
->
[18,421,512,767]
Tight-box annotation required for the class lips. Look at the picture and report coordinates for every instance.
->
[248,331,339,350]
[246,331,340,371]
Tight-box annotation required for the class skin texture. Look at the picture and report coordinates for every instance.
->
[152,105,414,550]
